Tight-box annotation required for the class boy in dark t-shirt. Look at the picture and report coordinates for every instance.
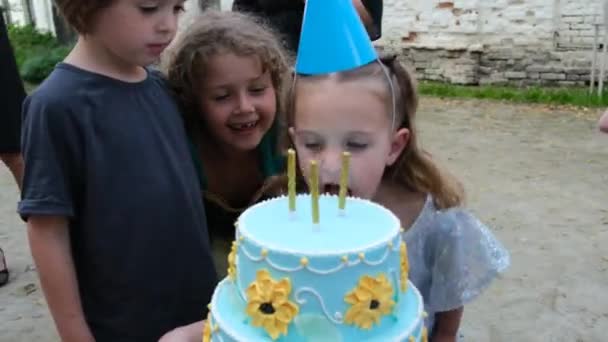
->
[19,1,217,341]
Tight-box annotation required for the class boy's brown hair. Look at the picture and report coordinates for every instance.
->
[164,10,290,147]
[53,0,112,33]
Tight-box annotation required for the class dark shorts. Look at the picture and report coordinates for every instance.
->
[0,13,25,153]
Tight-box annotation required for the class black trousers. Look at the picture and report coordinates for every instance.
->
[0,12,26,153]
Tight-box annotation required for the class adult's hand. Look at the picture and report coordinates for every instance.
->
[599,110,608,133]
[158,320,206,342]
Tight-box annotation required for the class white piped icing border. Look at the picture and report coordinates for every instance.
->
[237,195,401,257]
[238,237,400,275]
[294,287,345,324]
[234,222,404,327]
[210,278,425,342]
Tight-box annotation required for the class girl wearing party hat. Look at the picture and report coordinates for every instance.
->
[285,0,511,340]
[163,1,510,340]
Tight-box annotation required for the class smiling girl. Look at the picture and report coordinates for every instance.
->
[165,10,290,275]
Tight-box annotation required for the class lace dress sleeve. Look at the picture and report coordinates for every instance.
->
[426,209,510,313]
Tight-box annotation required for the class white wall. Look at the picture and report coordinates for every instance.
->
[380,0,604,50]
[4,0,54,33]
[30,0,54,33]
[177,0,607,51]
[7,0,606,52]
[220,0,233,11]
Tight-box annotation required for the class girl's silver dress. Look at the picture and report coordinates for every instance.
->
[402,195,510,336]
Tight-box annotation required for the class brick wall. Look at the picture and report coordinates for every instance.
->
[379,0,606,86]
[13,0,602,87]
[556,0,603,49]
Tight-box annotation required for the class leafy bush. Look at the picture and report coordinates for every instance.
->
[21,46,71,83]
[7,25,58,66]
[7,25,71,83]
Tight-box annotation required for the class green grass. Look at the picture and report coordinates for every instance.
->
[22,79,608,108]
[418,81,608,108]
[9,24,72,83]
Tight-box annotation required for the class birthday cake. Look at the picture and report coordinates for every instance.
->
[203,194,427,341]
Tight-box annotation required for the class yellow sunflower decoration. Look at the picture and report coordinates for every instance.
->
[344,274,395,329]
[227,240,237,281]
[245,269,299,340]
[202,312,212,342]
[400,241,409,292]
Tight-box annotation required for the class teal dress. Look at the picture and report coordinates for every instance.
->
[190,127,284,277]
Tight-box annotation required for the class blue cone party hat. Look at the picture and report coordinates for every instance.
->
[295,0,378,75]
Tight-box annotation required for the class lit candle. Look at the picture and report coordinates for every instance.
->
[310,160,320,224]
[288,149,296,212]
[338,152,351,210]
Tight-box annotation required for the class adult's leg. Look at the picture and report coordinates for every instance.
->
[0,12,26,191]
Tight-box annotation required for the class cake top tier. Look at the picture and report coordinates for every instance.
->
[237,194,400,256]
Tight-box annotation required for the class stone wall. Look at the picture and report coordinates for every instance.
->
[556,0,604,49]
[379,0,606,86]
[9,0,606,86]
[189,0,608,86]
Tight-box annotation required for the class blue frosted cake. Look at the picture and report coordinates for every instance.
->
[204,194,427,341]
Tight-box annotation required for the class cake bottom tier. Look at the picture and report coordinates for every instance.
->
[208,278,425,342]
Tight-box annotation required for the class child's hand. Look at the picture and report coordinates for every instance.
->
[158,320,205,342]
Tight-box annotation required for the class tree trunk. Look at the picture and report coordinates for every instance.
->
[0,0,11,26]
[51,4,76,45]
[21,0,33,25]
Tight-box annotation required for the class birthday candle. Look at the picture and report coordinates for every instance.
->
[338,152,351,210]
[288,149,296,212]
[310,160,320,224]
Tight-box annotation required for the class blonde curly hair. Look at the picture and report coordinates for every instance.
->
[164,10,290,145]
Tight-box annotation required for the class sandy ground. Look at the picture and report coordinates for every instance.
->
[0,97,606,341]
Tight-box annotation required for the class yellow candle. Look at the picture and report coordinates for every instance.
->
[338,152,351,210]
[288,149,296,212]
[310,160,320,224]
